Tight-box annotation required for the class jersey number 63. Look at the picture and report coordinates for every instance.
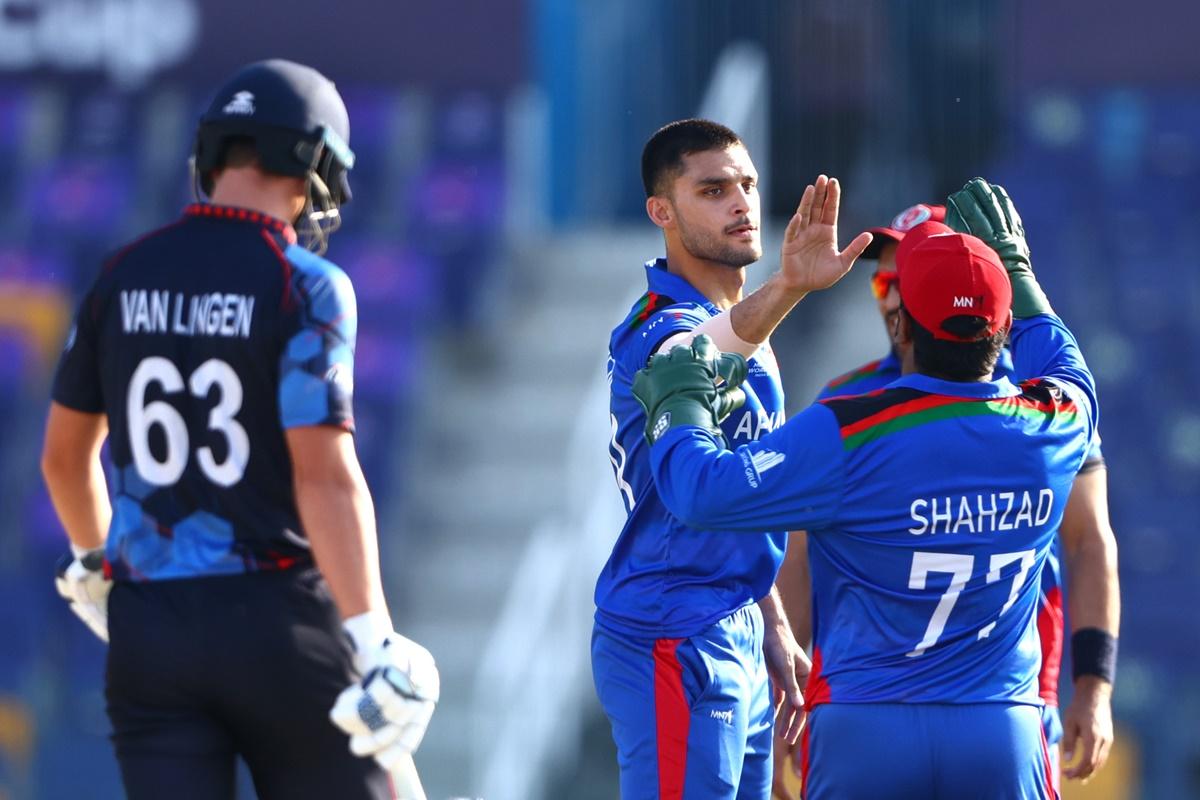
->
[127,356,249,488]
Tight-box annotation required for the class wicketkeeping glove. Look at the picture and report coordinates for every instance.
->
[944,177,1052,319]
[55,547,110,643]
[330,627,440,771]
[632,334,748,446]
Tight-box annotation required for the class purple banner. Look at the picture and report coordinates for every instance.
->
[0,0,526,89]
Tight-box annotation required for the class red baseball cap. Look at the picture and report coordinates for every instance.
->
[862,203,946,260]
[896,221,1013,342]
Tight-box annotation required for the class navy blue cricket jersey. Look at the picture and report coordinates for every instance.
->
[648,314,1097,707]
[52,204,356,581]
[597,259,787,639]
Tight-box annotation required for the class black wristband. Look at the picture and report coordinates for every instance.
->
[1071,628,1118,684]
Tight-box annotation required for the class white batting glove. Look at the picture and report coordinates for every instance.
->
[54,546,111,643]
[330,613,440,769]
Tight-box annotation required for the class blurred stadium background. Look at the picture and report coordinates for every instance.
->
[0,1,1196,798]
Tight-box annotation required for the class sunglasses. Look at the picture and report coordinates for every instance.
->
[870,270,898,300]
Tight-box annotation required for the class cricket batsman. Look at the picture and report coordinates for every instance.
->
[42,60,436,799]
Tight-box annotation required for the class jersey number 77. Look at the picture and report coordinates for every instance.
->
[906,549,1035,657]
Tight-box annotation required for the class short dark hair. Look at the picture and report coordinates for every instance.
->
[202,137,260,191]
[219,137,260,170]
[641,119,743,198]
[906,309,1007,381]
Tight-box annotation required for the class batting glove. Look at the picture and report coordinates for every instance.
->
[55,546,111,643]
[330,614,440,770]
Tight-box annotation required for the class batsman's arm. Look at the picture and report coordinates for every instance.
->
[278,261,394,631]
[291,425,443,777]
[287,426,389,625]
[288,425,440,764]
[282,263,436,770]
[41,402,111,552]
[42,402,114,642]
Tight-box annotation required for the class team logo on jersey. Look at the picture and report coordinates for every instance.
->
[651,412,671,442]
[739,447,783,488]
[709,708,734,724]
[750,449,785,474]
[222,91,256,116]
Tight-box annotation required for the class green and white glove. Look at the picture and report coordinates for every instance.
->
[944,178,1052,319]
[632,335,748,446]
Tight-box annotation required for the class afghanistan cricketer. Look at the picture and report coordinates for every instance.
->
[633,179,1114,799]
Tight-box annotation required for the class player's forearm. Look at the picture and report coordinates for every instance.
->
[656,312,759,359]
[1060,469,1120,635]
[728,272,807,347]
[776,532,812,650]
[1064,512,1120,635]
[41,458,110,551]
[758,584,790,629]
[295,468,389,622]
[41,404,110,551]
[1066,540,1119,635]
[758,585,801,657]
[654,273,804,360]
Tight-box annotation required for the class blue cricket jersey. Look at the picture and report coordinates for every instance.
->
[596,259,787,638]
[816,346,1104,708]
[52,204,357,581]
[818,349,1013,401]
[649,314,1097,706]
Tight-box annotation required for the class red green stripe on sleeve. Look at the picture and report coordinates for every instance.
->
[840,391,1079,451]
[626,291,677,331]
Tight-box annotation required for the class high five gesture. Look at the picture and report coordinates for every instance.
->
[780,175,874,297]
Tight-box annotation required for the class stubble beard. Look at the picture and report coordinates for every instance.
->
[677,217,762,269]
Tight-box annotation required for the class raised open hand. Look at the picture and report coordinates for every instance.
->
[780,175,873,296]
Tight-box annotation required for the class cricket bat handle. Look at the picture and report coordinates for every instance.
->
[389,753,427,800]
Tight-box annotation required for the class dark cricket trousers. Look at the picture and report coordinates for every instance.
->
[105,568,395,800]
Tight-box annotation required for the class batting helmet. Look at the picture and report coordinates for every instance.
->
[192,59,355,249]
